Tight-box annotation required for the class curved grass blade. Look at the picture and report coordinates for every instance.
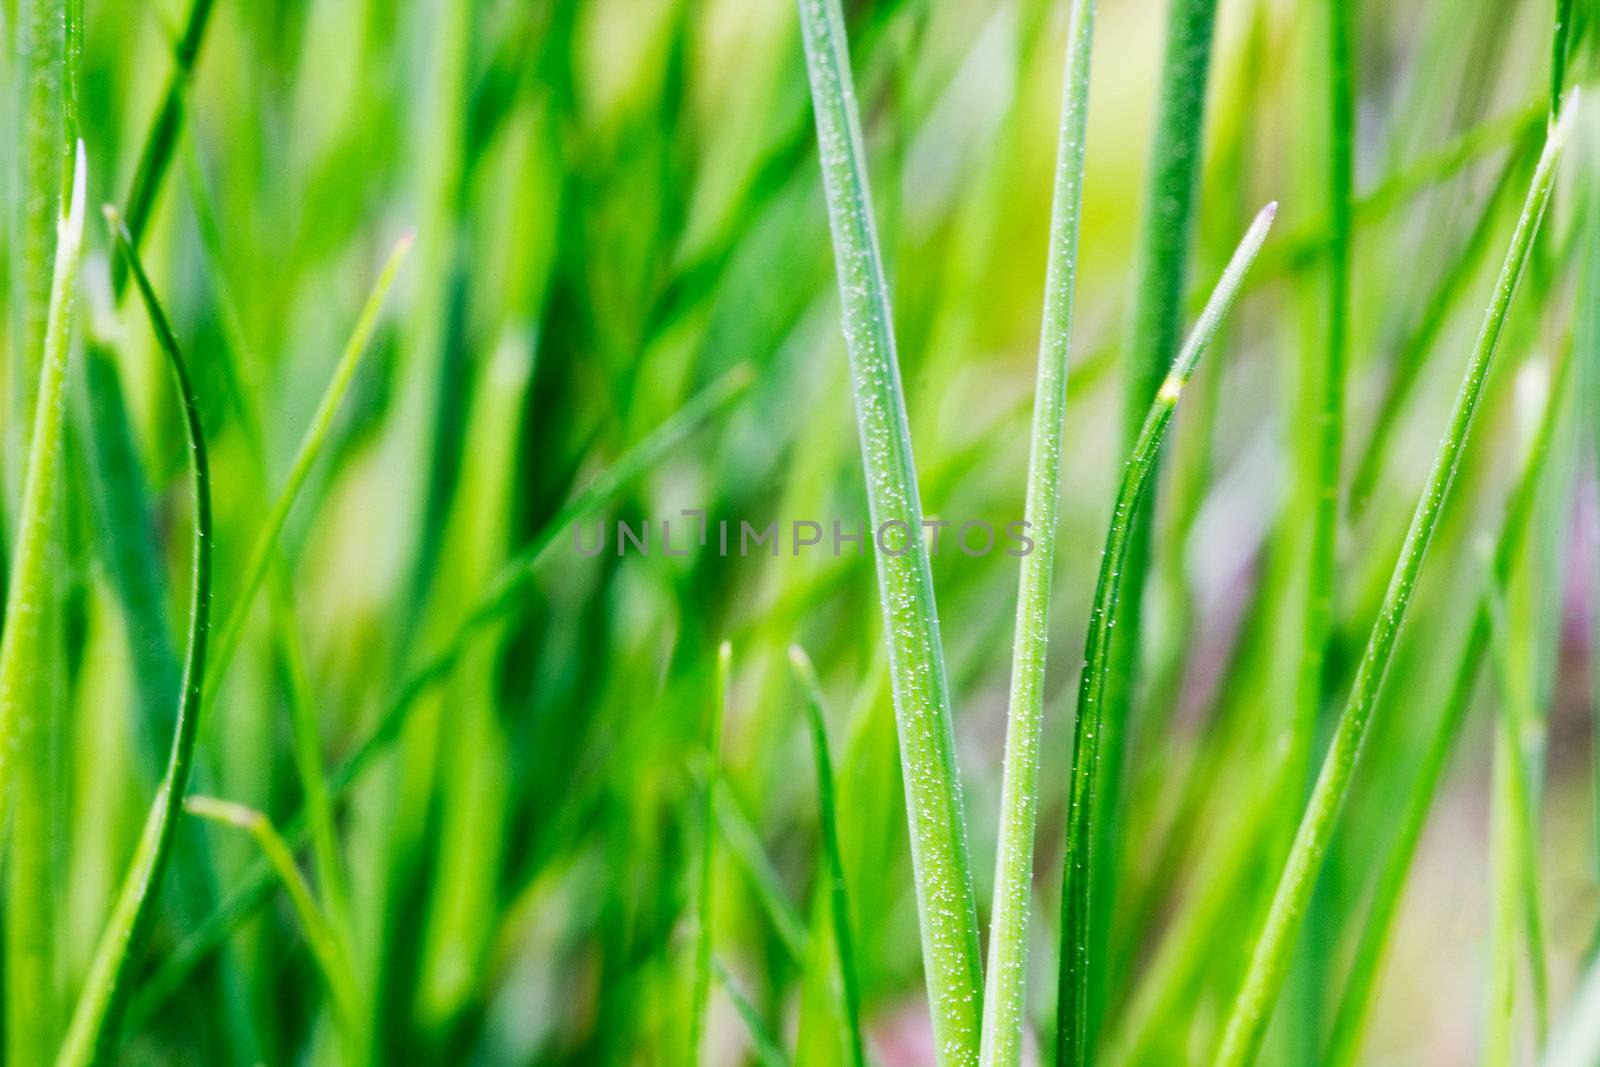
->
[181,797,361,1053]
[690,641,730,1064]
[1057,201,1277,1067]
[125,364,754,1024]
[798,0,984,1058]
[982,2,1097,1063]
[203,233,413,701]
[57,202,213,1067]
[790,646,866,1067]
[1324,342,1574,1067]
[0,144,85,1067]
[1213,90,1579,1067]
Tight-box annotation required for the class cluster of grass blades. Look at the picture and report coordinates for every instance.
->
[3,0,1599,1062]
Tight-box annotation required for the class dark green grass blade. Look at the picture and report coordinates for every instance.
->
[58,205,214,1067]
[1057,203,1276,1067]
[124,365,754,1024]
[108,0,216,297]
[1213,92,1577,1067]
[1095,0,1222,1036]
[689,642,730,1064]
[1552,0,1575,123]
[791,646,867,1067]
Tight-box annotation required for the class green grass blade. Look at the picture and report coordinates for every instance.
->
[8,0,67,501]
[1551,0,1574,123]
[711,957,794,1067]
[0,143,84,1067]
[714,779,811,964]
[1290,0,1354,782]
[1324,339,1573,1067]
[790,646,867,1067]
[690,641,730,1064]
[1486,578,1552,1055]
[1213,91,1578,1067]
[203,232,412,702]
[57,199,213,1067]
[797,0,984,1059]
[1057,202,1277,1067]
[981,2,1096,1062]
[1095,0,1221,1029]
[124,364,754,1024]
[182,797,361,1049]
[109,0,216,298]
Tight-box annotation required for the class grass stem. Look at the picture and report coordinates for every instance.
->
[1057,202,1277,1067]
[980,1,1097,1062]
[797,0,984,1058]
[1212,90,1578,1067]
[57,199,213,1067]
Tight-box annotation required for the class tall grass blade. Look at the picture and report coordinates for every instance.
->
[125,365,755,1023]
[1213,91,1579,1067]
[797,0,984,1059]
[982,1,1096,1062]
[690,642,730,1064]
[57,201,212,1067]
[1486,578,1552,1057]
[714,779,811,964]
[204,233,413,699]
[791,646,867,1067]
[0,143,84,1067]
[1096,0,1221,1028]
[1057,202,1277,1067]
[712,957,793,1067]
[181,796,361,1054]
[1324,341,1574,1067]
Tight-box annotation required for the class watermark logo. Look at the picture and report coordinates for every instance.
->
[574,510,1034,558]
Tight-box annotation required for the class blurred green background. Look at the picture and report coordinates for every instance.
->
[3,0,1599,1063]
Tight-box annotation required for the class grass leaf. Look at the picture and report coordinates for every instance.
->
[797,0,985,1059]
[203,232,414,702]
[125,364,755,1025]
[1324,341,1575,1067]
[689,641,730,1064]
[0,142,85,1067]
[981,1,1097,1062]
[791,646,867,1067]
[57,197,212,1067]
[1056,201,1277,1067]
[1213,90,1579,1067]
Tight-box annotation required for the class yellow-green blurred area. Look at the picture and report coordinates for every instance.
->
[2,0,1599,1063]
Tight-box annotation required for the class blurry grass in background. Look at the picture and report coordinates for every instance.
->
[0,0,1598,1064]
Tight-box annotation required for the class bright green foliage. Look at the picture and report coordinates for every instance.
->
[0,1,1595,1064]
[1215,92,1578,1067]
